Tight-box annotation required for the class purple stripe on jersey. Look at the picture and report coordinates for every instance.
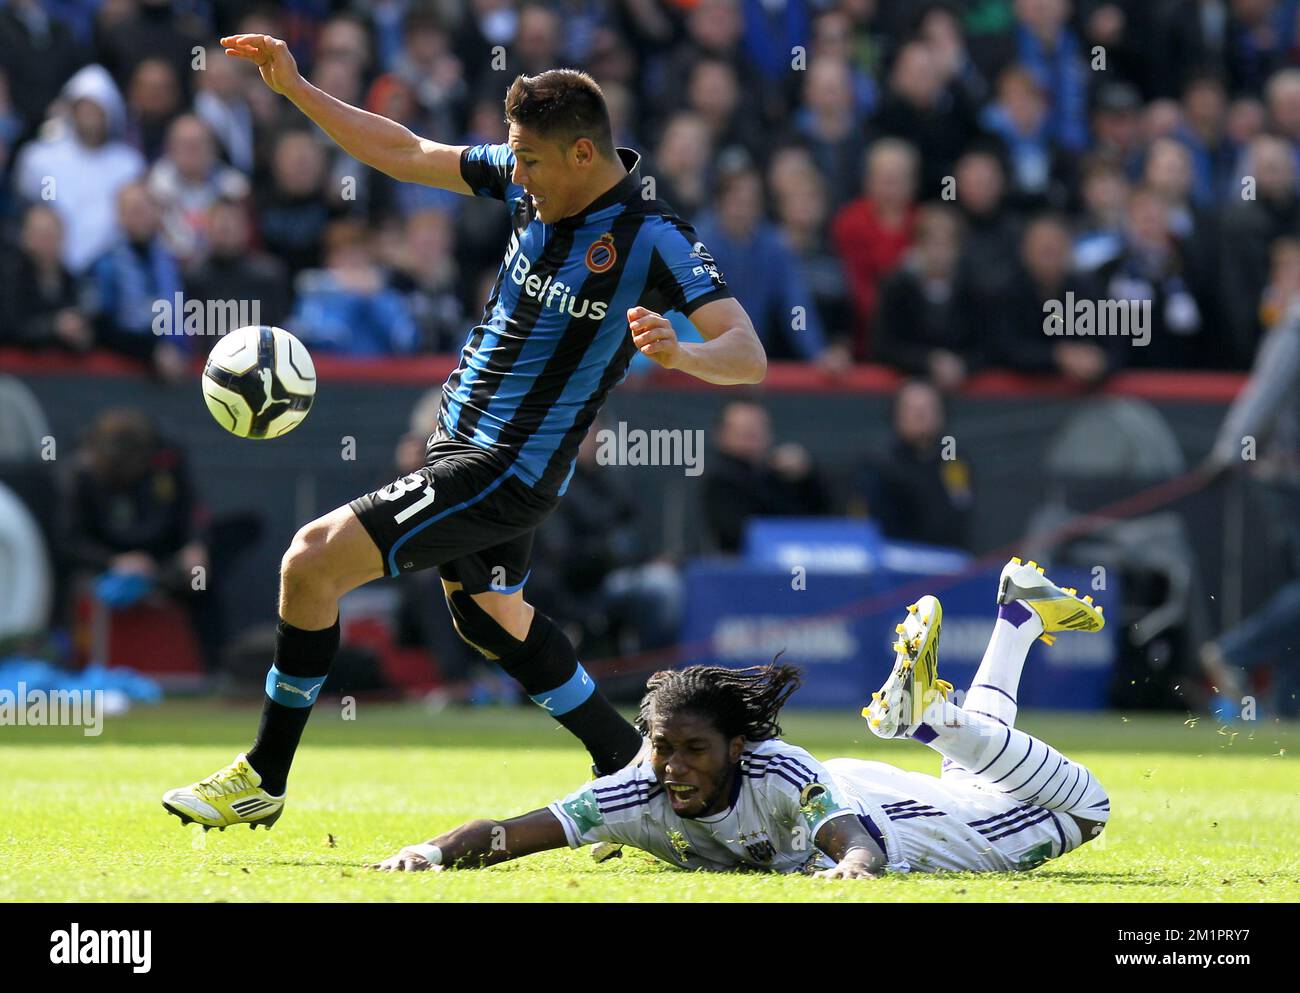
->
[593,781,654,800]
[1007,747,1052,794]
[1057,766,1084,810]
[598,787,662,814]
[972,683,1018,706]
[756,753,818,781]
[986,809,1053,842]
[882,799,921,809]
[910,723,938,744]
[976,806,1042,836]
[968,803,1034,828]
[1062,767,1090,809]
[745,754,817,786]
[594,782,653,805]
[998,601,1033,628]
[1048,810,1066,853]
[989,737,1036,785]
[974,726,1012,776]
[968,710,1010,727]
[889,809,946,821]
[857,814,888,858]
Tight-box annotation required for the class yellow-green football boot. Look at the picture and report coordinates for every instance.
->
[862,594,953,738]
[162,753,284,831]
[997,557,1105,645]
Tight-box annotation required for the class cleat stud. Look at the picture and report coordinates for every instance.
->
[1011,556,1022,565]
[1096,604,1103,613]
[907,603,918,613]
[921,614,930,623]
[1026,560,1038,569]
[1083,595,1093,604]
[895,623,906,633]
[1036,566,1045,574]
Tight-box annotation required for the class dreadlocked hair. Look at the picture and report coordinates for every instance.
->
[635,658,803,742]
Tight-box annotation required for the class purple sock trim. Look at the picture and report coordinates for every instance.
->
[998,601,1033,627]
[910,723,938,744]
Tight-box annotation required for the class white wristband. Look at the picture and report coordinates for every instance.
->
[408,843,443,865]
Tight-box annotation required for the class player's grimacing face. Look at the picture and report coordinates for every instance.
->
[508,122,588,223]
[648,711,744,818]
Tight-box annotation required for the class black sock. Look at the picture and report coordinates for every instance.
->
[246,617,339,794]
[496,611,643,775]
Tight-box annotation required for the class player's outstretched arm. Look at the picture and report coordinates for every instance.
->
[629,298,767,385]
[220,34,470,192]
[368,808,569,871]
[811,814,886,880]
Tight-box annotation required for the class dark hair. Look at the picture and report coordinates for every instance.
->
[636,662,803,741]
[504,69,615,157]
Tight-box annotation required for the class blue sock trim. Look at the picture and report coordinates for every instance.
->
[266,666,326,708]
[529,663,595,716]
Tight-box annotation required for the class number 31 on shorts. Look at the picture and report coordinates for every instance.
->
[378,473,437,525]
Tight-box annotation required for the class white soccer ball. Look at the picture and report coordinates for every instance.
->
[201,326,316,439]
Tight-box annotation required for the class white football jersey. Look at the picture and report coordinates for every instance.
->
[547,739,862,873]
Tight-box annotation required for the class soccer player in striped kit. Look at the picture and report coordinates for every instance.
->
[371,558,1111,876]
[162,35,766,832]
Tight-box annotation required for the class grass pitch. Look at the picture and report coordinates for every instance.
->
[1,702,1296,902]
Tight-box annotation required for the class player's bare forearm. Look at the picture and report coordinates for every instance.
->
[287,81,464,188]
[221,34,466,190]
[369,808,568,871]
[675,334,767,385]
[812,814,886,879]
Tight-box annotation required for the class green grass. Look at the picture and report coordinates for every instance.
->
[1,703,1296,902]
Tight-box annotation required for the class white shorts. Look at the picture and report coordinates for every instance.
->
[825,758,1083,874]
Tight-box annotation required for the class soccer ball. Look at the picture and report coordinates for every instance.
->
[201,326,316,439]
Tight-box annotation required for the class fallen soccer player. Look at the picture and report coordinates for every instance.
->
[370,558,1110,877]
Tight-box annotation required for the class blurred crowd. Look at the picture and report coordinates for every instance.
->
[5,0,1300,381]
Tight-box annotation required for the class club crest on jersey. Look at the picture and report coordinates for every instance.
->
[585,233,617,273]
[739,830,776,864]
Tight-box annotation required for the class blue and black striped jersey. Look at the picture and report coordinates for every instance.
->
[440,143,732,498]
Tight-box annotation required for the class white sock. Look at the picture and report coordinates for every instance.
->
[916,703,1109,822]
[962,602,1043,727]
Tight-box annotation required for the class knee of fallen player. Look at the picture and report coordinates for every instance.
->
[1068,773,1111,846]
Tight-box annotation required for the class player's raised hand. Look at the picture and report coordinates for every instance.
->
[628,306,682,370]
[220,34,302,96]
[368,846,444,872]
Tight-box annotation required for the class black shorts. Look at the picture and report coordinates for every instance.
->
[349,435,557,594]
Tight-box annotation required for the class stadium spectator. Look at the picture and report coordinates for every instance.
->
[194,43,255,175]
[531,419,684,658]
[289,220,420,357]
[1090,81,1146,180]
[1174,72,1237,207]
[694,166,829,362]
[0,204,92,352]
[59,407,217,666]
[856,378,973,549]
[386,5,467,143]
[0,0,87,143]
[870,40,980,197]
[1218,134,1300,365]
[84,180,187,381]
[1223,0,1295,96]
[148,114,251,266]
[992,213,1119,382]
[789,57,869,213]
[980,64,1074,211]
[831,138,919,359]
[383,208,469,354]
[950,147,1023,353]
[770,147,854,364]
[1073,153,1131,270]
[874,204,979,389]
[995,0,1090,154]
[12,63,144,275]
[1151,0,1231,100]
[94,0,205,98]
[1097,187,1207,369]
[185,198,292,332]
[808,5,880,116]
[654,0,750,131]
[650,112,715,218]
[702,399,831,554]
[918,1,990,108]
[124,56,184,163]
[682,56,765,163]
[254,129,340,276]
